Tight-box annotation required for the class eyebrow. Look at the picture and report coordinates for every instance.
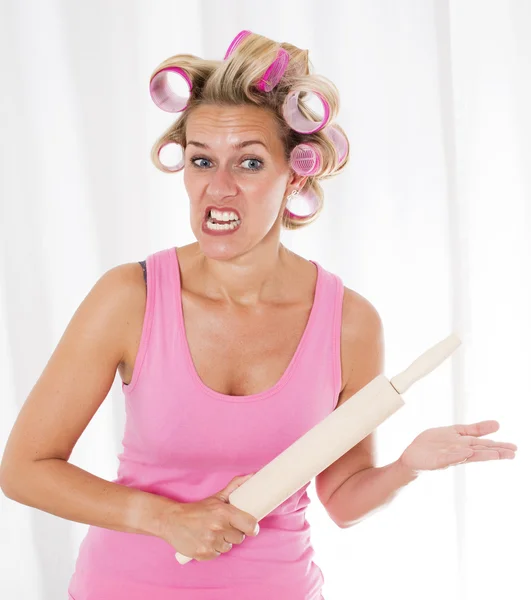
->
[186,140,269,151]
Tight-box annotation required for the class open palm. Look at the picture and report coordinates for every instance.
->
[399,420,517,473]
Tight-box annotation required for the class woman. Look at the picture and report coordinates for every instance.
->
[0,31,517,600]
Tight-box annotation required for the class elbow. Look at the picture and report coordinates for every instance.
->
[0,461,29,501]
[0,475,17,501]
[335,500,394,530]
[1,483,18,501]
[336,517,363,529]
[326,503,366,530]
[0,465,17,500]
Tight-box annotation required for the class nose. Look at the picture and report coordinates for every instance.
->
[206,164,239,198]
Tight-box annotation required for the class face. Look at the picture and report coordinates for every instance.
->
[183,104,305,259]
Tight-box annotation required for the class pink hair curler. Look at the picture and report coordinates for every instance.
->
[290,143,322,176]
[255,48,290,92]
[149,31,346,179]
[223,30,253,60]
[282,89,331,134]
[224,30,289,92]
[288,124,348,176]
[224,31,333,136]
[149,67,193,113]
[149,31,289,113]
[323,124,348,164]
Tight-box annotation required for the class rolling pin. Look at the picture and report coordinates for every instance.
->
[175,332,461,564]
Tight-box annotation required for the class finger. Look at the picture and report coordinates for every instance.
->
[219,540,233,553]
[471,447,516,458]
[213,536,234,555]
[460,449,516,462]
[197,549,220,562]
[462,438,518,450]
[470,443,518,452]
[454,421,499,437]
[228,508,259,537]
[223,529,246,545]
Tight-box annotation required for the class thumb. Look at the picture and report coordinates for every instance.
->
[216,473,255,503]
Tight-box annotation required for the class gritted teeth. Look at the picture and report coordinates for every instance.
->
[207,208,242,222]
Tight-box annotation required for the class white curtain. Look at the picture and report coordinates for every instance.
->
[1,1,529,599]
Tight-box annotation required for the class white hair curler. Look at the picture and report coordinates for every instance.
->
[149,67,193,114]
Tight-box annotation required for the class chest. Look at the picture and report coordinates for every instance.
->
[180,293,320,397]
[120,287,352,401]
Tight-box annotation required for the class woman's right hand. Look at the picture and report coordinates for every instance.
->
[158,474,260,562]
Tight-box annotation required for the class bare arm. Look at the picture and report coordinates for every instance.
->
[324,459,419,528]
[316,291,419,528]
[1,457,177,537]
[0,264,178,538]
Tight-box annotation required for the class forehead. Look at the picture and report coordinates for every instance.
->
[185,104,281,149]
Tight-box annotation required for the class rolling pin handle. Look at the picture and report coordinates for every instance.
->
[390,333,461,394]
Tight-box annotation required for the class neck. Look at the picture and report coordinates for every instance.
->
[192,243,296,308]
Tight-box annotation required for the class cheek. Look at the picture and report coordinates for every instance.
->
[183,167,193,189]
[241,175,283,198]
[183,172,206,204]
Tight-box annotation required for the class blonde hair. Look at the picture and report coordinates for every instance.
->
[150,32,350,230]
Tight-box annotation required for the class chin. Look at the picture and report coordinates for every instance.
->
[194,229,243,260]
[197,244,236,261]
[193,215,275,259]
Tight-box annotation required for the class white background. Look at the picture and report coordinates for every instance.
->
[0,1,529,599]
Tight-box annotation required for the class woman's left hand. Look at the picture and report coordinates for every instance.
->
[398,420,517,473]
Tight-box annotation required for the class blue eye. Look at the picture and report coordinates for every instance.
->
[191,157,211,169]
[190,157,264,172]
[241,158,264,171]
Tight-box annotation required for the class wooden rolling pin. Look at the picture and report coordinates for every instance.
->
[175,332,461,564]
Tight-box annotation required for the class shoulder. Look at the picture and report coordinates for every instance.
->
[337,285,385,404]
[91,262,147,363]
[341,286,383,341]
[99,261,146,299]
[96,261,147,319]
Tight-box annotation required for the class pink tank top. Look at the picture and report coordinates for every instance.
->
[68,246,344,600]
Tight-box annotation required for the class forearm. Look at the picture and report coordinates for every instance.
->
[324,458,419,528]
[0,458,179,537]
